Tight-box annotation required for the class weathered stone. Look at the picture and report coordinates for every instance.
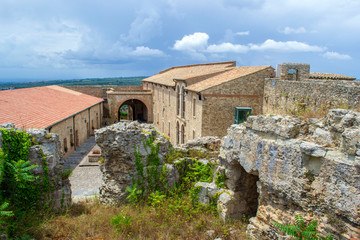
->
[194,182,220,205]
[312,128,332,146]
[218,111,360,239]
[95,121,171,204]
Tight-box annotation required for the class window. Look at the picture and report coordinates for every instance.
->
[181,124,185,144]
[193,98,196,117]
[234,107,252,124]
[181,87,185,118]
[70,129,74,147]
[63,138,68,152]
[168,90,171,106]
[176,122,180,144]
[176,86,180,116]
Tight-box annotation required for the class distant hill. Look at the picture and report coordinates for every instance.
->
[0,77,147,90]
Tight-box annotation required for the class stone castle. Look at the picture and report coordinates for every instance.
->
[0,61,359,239]
[69,61,359,147]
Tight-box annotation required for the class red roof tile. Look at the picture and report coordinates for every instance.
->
[142,61,236,87]
[186,66,272,92]
[309,72,356,80]
[0,85,103,129]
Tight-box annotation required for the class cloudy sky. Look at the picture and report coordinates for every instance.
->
[0,0,359,82]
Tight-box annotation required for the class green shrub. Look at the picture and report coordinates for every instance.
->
[274,214,334,240]
[0,128,52,237]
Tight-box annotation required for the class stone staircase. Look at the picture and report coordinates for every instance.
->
[64,136,96,170]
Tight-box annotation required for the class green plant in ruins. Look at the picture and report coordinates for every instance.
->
[274,214,334,240]
[0,128,51,237]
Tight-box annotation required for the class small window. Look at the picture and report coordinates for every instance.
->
[234,107,252,124]
[63,138,68,152]
[168,90,171,106]
[193,98,196,117]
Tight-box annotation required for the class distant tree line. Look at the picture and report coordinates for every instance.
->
[0,77,147,90]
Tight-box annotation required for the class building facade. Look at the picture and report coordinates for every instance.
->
[142,62,275,144]
[0,85,103,158]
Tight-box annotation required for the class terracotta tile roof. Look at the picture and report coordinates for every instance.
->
[0,85,103,130]
[309,72,356,81]
[142,61,236,87]
[186,66,272,92]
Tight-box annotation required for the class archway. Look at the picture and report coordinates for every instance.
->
[118,99,148,122]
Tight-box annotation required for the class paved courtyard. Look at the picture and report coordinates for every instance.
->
[64,136,103,201]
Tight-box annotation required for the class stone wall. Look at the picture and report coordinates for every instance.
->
[95,122,171,204]
[49,103,102,158]
[263,78,360,116]
[278,63,310,80]
[0,124,72,210]
[218,110,360,239]
[201,68,274,138]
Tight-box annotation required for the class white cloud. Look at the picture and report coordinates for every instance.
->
[280,26,307,34]
[236,31,250,36]
[250,39,325,52]
[173,32,209,51]
[322,51,352,60]
[207,43,248,53]
[131,46,165,57]
[126,7,162,44]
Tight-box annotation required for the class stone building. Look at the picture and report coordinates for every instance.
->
[142,61,275,144]
[0,85,103,158]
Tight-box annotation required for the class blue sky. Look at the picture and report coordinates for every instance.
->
[0,0,359,82]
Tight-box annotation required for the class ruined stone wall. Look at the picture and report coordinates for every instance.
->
[0,124,71,210]
[201,68,274,138]
[218,110,360,239]
[279,63,310,80]
[263,78,360,115]
[95,122,171,204]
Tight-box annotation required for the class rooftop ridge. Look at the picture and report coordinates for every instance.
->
[309,72,356,80]
[158,61,236,74]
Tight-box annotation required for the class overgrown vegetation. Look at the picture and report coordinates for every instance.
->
[0,128,52,237]
[38,134,246,239]
[274,214,334,240]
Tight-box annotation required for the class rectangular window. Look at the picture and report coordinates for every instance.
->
[193,98,196,117]
[63,138,68,152]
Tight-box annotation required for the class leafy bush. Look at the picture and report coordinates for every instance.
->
[274,214,334,240]
[0,128,52,237]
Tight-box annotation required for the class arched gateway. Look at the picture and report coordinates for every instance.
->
[118,99,148,122]
[107,88,153,123]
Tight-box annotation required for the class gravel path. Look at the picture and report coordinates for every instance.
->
[64,136,103,201]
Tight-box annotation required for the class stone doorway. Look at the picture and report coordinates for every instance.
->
[234,163,259,218]
[118,99,148,122]
[221,161,260,220]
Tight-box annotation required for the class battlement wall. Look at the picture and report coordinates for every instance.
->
[263,78,360,115]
